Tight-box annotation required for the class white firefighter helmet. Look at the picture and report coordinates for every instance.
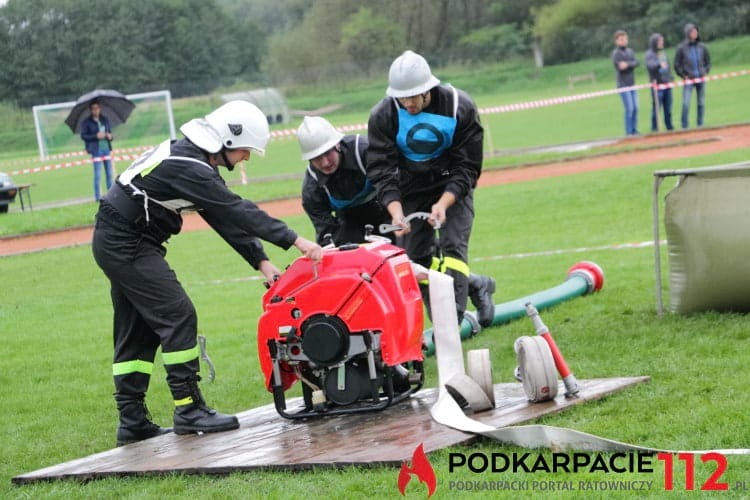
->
[180,100,270,154]
[386,50,440,98]
[297,116,344,161]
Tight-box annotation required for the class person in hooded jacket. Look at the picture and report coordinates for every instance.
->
[645,33,674,132]
[366,50,497,329]
[674,23,711,128]
[92,100,322,446]
[611,30,640,136]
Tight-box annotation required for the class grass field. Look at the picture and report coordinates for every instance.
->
[3,145,750,498]
[2,36,750,499]
[1,35,749,236]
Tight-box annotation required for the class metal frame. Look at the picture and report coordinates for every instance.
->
[267,335,424,420]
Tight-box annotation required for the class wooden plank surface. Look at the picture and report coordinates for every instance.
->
[13,376,649,484]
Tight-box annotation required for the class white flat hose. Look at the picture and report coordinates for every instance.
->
[514,336,558,403]
[425,268,750,454]
[466,349,495,407]
[428,270,495,433]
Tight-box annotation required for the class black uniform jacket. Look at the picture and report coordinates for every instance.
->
[366,84,483,209]
[104,139,297,269]
[301,134,377,243]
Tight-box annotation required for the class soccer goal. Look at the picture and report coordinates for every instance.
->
[32,90,176,160]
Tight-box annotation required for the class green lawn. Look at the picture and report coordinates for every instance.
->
[2,36,749,237]
[2,35,750,499]
[3,146,750,498]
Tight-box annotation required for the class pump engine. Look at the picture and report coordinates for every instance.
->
[258,241,425,418]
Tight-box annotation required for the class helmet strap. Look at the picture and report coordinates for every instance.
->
[422,90,432,108]
[220,149,235,171]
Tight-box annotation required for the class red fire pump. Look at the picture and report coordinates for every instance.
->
[257,241,425,419]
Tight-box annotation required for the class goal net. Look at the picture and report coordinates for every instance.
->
[32,90,176,160]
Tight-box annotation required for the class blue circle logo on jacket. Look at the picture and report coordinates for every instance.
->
[396,109,456,162]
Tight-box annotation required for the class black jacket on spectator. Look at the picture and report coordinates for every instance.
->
[645,34,674,84]
[674,23,711,79]
[612,45,639,88]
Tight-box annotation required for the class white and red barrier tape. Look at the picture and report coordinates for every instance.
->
[654,70,750,90]
[44,145,151,161]
[480,70,749,114]
[269,122,367,139]
[0,145,153,169]
[9,154,142,176]
[9,69,747,177]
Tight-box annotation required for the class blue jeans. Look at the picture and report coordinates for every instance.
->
[619,89,639,135]
[92,147,113,201]
[681,81,705,129]
[651,87,673,131]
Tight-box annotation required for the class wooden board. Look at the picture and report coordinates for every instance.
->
[13,376,649,484]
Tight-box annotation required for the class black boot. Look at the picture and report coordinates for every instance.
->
[171,377,239,435]
[115,393,172,447]
[468,273,496,328]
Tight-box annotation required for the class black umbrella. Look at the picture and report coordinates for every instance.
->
[64,89,135,134]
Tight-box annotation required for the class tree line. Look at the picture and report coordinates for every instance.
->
[0,0,747,105]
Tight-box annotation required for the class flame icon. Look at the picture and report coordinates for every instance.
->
[398,443,437,497]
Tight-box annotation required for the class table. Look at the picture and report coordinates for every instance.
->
[15,183,34,211]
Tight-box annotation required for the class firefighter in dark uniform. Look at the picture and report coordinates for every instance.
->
[92,100,322,446]
[298,116,389,246]
[367,50,496,327]
[299,115,496,325]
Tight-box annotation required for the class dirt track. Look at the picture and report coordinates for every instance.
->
[2,123,749,258]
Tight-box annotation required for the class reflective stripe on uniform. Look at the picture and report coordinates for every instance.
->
[174,396,194,406]
[431,255,470,277]
[119,140,212,215]
[162,345,200,365]
[112,359,154,376]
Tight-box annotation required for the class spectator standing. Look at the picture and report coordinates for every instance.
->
[674,23,711,129]
[645,33,674,132]
[366,50,496,328]
[611,30,640,136]
[80,100,114,201]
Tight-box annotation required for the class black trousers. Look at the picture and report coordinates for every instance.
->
[92,210,200,396]
[335,199,391,245]
[400,190,474,321]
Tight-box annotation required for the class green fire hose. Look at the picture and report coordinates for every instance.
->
[422,261,604,356]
